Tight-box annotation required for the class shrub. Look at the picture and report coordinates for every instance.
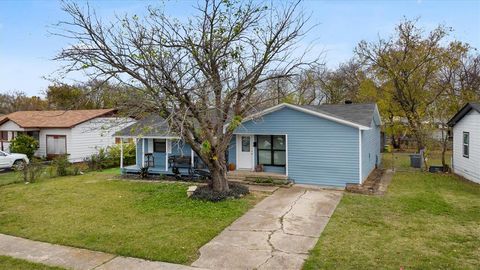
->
[9,134,39,158]
[71,163,88,175]
[191,182,249,202]
[19,158,45,183]
[84,142,136,171]
[140,167,149,179]
[51,155,71,177]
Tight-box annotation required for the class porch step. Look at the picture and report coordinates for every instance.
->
[227,171,289,186]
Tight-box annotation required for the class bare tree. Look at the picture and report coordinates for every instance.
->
[55,0,316,192]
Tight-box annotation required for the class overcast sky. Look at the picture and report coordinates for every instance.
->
[1,0,479,97]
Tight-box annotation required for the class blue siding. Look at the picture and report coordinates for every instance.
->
[171,140,192,156]
[135,139,166,170]
[234,107,360,187]
[228,137,236,165]
[361,119,381,181]
[135,139,143,167]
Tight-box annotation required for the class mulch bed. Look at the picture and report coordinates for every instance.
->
[346,168,389,195]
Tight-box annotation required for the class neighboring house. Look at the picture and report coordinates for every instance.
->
[448,103,480,184]
[116,102,382,187]
[0,109,134,162]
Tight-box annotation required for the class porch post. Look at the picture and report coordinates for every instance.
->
[142,138,145,168]
[191,148,194,168]
[120,138,124,169]
[165,139,169,171]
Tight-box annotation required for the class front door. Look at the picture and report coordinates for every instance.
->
[236,135,253,170]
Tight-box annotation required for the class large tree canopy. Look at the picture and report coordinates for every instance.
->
[55,0,316,192]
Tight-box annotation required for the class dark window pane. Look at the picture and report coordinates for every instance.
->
[273,151,286,165]
[241,136,250,152]
[154,139,166,152]
[258,150,272,164]
[464,132,469,144]
[257,135,271,149]
[273,135,285,150]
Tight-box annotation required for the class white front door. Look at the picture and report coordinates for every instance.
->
[236,135,254,170]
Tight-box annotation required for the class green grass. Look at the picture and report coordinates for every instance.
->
[304,171,480,270]
[0,170,264,264]
[0,256,64,270]
[0,170,21,186]
[382,151,452,170]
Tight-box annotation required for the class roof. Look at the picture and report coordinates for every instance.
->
[448,103,480,127]
[0,109,116,128]
[300,103,379,127]
[243,103,379,130]
[118,102,381,137]
[115,115,177,138]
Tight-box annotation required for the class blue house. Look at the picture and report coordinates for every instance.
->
[115,102,382,187]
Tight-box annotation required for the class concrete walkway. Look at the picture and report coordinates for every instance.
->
[191,186,343,270]
[0,234,205,270]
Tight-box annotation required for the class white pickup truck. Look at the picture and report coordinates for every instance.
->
[0,151,29,170]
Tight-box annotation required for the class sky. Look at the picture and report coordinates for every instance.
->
[0,0,479,97]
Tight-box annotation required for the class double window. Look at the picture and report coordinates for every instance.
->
[257,135,286,166]
[463,132,469,158]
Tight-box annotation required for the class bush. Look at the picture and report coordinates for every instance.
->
[191,182,249,202]
[9,134,39,158]
[71,163,88,175]
[51,155,71,177]
[84,142,136,171]
[19,158,45,183]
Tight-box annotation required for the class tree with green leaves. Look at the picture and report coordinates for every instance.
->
[356,19,452,154]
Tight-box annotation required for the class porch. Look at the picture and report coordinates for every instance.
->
[227,170,288,183]
[122,165,194,177]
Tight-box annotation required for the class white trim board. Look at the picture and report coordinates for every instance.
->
[358,129,362,184]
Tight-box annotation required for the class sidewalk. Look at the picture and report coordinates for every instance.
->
[192,186,343,270]
[0,234,206,270]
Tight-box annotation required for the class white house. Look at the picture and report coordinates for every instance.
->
[448,103,480,184]
[0,109,134,162]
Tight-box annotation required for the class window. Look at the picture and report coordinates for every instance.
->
[241,136,250,152]
[46,135,67,155]
[153,139,166,152]
[463,132,469,158]
[0,131,8,141]
[26,131,39,141]
[257,135,286,166]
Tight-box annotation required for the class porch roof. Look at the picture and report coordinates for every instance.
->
[115,115,178,138]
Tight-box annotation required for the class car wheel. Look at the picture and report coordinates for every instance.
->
[13,160,26,170]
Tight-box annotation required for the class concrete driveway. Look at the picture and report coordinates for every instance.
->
[192,186,343,270]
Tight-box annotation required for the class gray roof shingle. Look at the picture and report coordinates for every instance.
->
[116,103,379,137]
[300,103,377,127]
[115,115,174,137]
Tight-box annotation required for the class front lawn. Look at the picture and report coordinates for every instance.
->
[0,170,21,186]
[304,171,480,269]
[0,171,264,264]
[0,256,64,270]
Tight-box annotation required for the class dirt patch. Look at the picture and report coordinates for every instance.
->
[346,169,393,195]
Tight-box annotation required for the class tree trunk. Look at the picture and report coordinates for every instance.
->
[210,165,229,192]
[199,147,230,193]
